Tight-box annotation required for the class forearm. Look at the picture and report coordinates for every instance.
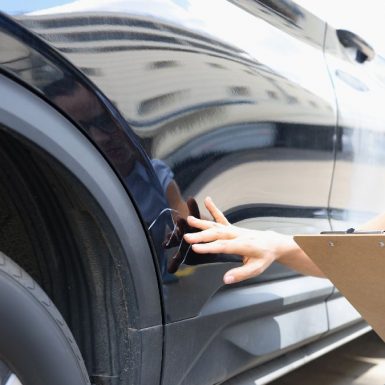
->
[274,211,385,278]
[275,234,325,278]
[357,212,385,231]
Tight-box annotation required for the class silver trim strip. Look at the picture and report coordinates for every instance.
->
[223,323,371,385]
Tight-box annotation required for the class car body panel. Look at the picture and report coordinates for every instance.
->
[163,276,333,385]
[325,24,385,227]
[323,24,385,333]
[5,0,336,319]
[1,1,377,384]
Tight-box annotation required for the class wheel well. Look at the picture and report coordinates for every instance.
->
[0,129,140,385]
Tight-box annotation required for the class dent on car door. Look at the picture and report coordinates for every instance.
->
[324,25,385,331]
[11,0,338,383]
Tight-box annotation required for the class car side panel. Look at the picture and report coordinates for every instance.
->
[11,0,337,320]
[324,25,385,331]
[1,2,345,384]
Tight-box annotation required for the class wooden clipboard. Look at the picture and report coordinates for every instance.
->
[294,232,385,342]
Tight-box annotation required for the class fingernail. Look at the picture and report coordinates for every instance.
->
[224,275,234,284]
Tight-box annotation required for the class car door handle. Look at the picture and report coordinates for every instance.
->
[336,29,375,63]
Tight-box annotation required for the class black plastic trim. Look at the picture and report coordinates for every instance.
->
[0,74,162,331]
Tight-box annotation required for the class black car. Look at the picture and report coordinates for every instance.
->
[0,1,383,384]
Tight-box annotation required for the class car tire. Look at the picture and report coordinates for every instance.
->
[0,251,90,385]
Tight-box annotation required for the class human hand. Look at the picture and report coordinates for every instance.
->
[184,197,289,284]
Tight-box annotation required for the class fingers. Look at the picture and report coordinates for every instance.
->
[223,259,270,284]
[204,197,229,225]
[184,227,234,244]
[186,215,217,230]
[190,239,241,254]
[185,197,229,230]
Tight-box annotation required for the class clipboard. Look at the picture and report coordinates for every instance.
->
[294,231,385,342]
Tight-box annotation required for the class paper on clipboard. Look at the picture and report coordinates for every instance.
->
[294,233,385,342]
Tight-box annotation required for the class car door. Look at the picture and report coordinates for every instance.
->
[10,0,338,383]
[324,25,385,331]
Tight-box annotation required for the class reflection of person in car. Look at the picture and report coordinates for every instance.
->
[46,76,190,221]
[85,113,190,221]
[46,76,206,277]
[184,197,383,284]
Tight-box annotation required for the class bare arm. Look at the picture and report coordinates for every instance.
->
[184,197,325,284]
[357,212,385,231]
[283,211,385,276]
[280,212,385,277]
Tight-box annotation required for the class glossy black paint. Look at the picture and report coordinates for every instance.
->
[0,12,173,293]
[1,0,338,321]
[5,0,336,318]
[1,1,370,384]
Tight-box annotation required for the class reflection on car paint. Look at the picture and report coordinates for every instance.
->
[0,0,339,325]
[5,2,383,384]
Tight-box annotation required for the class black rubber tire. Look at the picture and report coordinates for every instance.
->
[0,251,90,385]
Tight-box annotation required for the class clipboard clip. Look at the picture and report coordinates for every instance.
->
[321,228,385,235]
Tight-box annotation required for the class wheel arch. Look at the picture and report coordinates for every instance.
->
[0,73,163,385]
